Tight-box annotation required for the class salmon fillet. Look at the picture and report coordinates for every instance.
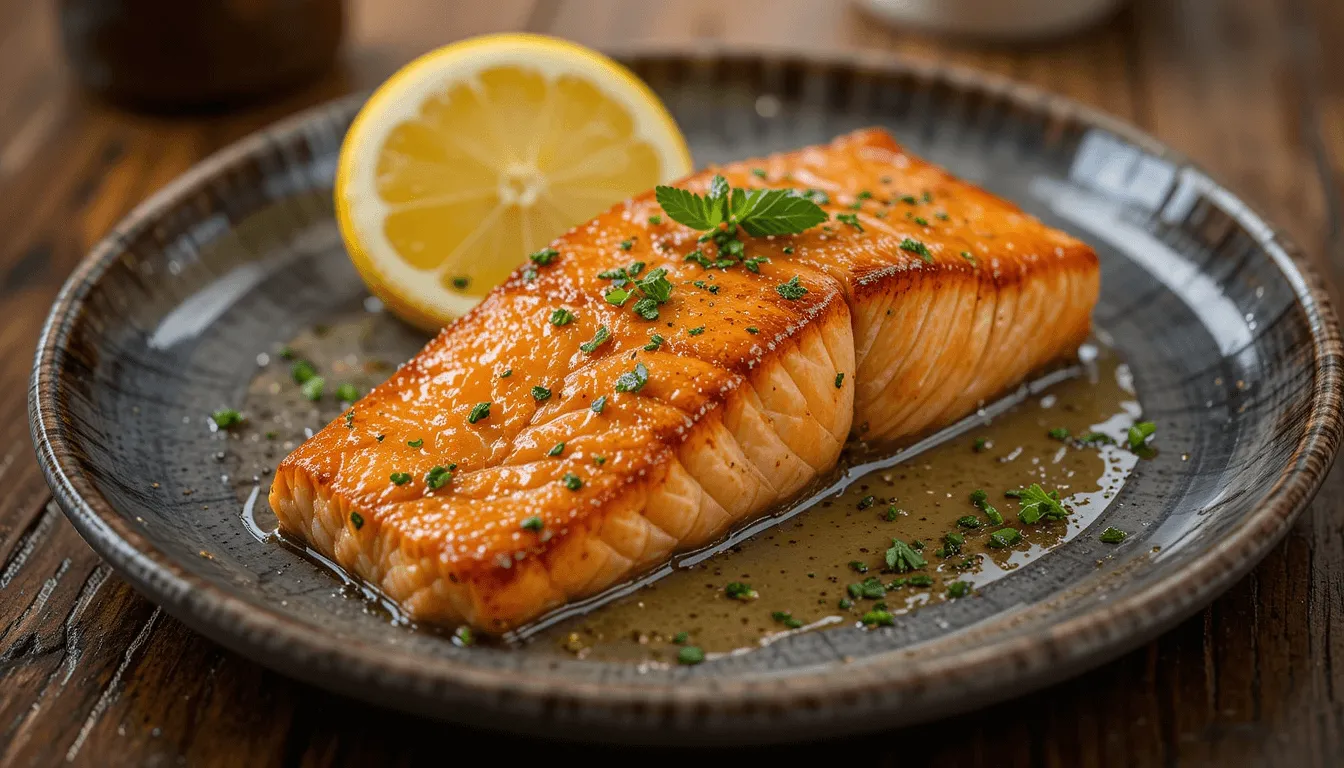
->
[270,128,1099,633]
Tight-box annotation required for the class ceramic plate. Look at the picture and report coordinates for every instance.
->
[30,50,1342,744]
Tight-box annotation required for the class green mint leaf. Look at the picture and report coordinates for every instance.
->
[735,188,829,236]
[580,325,611,354]
[635,267,673,303]
[1016,484,1068,524]
[614,363,649,393]
[655,185,722,231]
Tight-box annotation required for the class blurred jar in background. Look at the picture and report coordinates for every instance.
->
[58,0,345,110]
[857,0,1126,40]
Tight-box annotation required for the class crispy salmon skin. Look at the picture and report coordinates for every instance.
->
[270,128,1099,633]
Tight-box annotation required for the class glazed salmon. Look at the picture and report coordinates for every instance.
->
[269,128,1099,633]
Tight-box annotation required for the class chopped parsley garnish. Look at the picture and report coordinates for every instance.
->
[751,168,768,178]
[956,515,982,529]
[450,276,470,289]
[279,346,296,360]
[687,326,706,336]
[632,298,660,320]
[848,578,886,599]
[522,267,538,281]
[390,472,411,485]
[861,609,894,626]
[344,409,355,428]
[782,246,795,255]
[548,442,565,457]
[908,575,934,587]
[350,511,364,530]
[1047,427,1071,441]
[291,360,317,384]
[614,363,649,393]
[562,472,582,491]
[467,402,491,424]
[744,256,769,272]
[593,455,606,465]
[1016,484,1068,524]
[936,212,950,221]
[922,191,934,203]
[725,582,758,601]
[848,561,869,573]
[672,631,689,644]
[835,212,863,231]
[913,216,929,226]
[521,516,544,532]
[776,275,808,300]
[407,438,423,448]
[300,376,325,401]
[336,383,360,402]
[549,307,576,326]
[1128,421,1157,450]
[531,385,552,402]
[619,238,634,251]
[886,538,927,572]
[970,489,1004,525]
[684,250,711,268]
[987,527,1022,548]
[603,287,631,306]
[591,396,607,414]
[648,214,663,225]
[937,532,965,557]
[1080,432,1116,446]
[625,261,646,277]
[900,238,933,262]
[900,195,918,205]
[857,495,875,510]
[692,279,719,294]
[746,326,760,334]
[884,506,901,522]
[677,646,705,665]
[211,409,243,429]
[838,598,854,609]
[834,372,845,389]
[425,465,452,490]
[643,334,664,351]
[771,611,804,629]
[529,247,559,266]
[946,581,971,599]
[499,368,512,378]
[453,626,474,647]
[960,251,977,266]
[973,437,989,452]
[635,267,673,303]
[580,325,611,354]
[1100,527,1129,544]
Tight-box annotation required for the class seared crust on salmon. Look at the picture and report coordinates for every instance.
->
[270,128,1099,632]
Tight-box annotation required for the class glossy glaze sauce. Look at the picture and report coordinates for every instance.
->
[232,310,1139,660]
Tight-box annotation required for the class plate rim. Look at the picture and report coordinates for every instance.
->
[28,47,1344,742]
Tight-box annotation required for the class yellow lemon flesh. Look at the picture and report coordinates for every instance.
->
[336,33,693,330]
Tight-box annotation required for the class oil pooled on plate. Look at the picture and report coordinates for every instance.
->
[228,308,1142,661]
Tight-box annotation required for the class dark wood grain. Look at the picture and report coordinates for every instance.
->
[2,0,1341,764]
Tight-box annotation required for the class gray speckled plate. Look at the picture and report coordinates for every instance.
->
[29,50,1342,745]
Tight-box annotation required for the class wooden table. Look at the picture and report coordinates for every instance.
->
[2,0,1341,764]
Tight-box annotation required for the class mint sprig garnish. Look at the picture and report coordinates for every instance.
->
[654,175,828,238]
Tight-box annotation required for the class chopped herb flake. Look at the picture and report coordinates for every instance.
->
[521,516,544,532]
[1100,527,1128,543]
[425,465,452,490]
[776,275,808,300]
[631,297,660,320]
[529,247,559,266]
[677,646,705,665]
[591,396,607,414]
[350,511,364,530]
[618,238,634,251]
[390,472,411,485]
[548,442,565,457]
[336,383,360,402]
[960,250,977,266]
[956,515,982,529]
[886,539,927,572]
[531,385,552,402]
[648,214,662,225]
[1017,484,1068,524]
[643,334,664,351]
[614,363,649,394]
[451,276,470,289]
[211,409,244,429]
[603,287,631,306]
[987,527,1022,548]
[1048,427,1071,441]
[453,626,474,647]
[580,325,612,354]
[562,472,582,491]
[725,582,758,601]
[291,360,317,384]
[900,238,933,262]
[467,402,491,424]
[771,611,804,629]
[970,489,1004,525]
[973,437,989,452]
[835,372,845,389]
[862,609,895,627]
[1128,421,1157,450]
[746,326,760,334]
[946,581,971,598]
[407,438,423,448]
[835,212,864,231]
[687,326,705,336]
[300,376,325,401]
[848,560,869,573]
[549,307,576,326]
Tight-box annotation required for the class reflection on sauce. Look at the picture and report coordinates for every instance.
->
[232,311,1140,663]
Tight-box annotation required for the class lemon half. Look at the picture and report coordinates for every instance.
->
[336,33,693,330]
